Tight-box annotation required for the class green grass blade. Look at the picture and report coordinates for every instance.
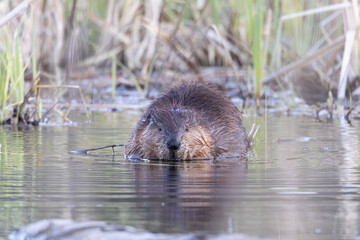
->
[112,54,117,99]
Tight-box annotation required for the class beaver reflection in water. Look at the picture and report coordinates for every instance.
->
[125,83,249,160]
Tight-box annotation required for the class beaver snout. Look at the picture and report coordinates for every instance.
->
[166,138,181,151]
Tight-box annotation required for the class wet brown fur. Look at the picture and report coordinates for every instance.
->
[125,82,248,160]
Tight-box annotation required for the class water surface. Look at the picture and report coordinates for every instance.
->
[0,112,359,239]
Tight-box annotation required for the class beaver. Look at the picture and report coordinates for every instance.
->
[125,82,249,160]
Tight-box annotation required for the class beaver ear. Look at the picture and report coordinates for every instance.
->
[142,109,153,123]
[143,109,161,125]
[150,110,161,125]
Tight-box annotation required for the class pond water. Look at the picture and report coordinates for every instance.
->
[0,111,360,240]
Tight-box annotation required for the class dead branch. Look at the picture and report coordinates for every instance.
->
[71,144,124,155]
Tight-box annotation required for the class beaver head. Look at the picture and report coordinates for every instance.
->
[133,107,221,160]
[125,83,248,160]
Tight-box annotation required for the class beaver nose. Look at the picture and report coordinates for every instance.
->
[167,138,180,151]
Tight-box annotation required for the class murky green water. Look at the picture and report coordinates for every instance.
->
[1,112,360,239]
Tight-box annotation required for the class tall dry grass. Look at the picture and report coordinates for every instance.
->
[0,0,359,122]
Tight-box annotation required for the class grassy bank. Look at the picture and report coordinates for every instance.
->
[0,0,359,124]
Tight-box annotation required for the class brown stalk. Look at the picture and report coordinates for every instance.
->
[40,100,59,122]
[0,0,35,28]
[81,9,130,45]
[64,0,78,82]
[37,85,89,119]
[19,74,40,116]
[53,108,71,122]
[205,28,248,61]
[263,36,345,84]
[75,46,123,68]
[345,100,360,124]
[39,70,95,80]
[42,102,146,110]
[210,25,240,83]
[142,17,204,82]
[63,103,72,120]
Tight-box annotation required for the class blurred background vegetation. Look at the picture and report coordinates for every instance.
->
[0,0,359,124]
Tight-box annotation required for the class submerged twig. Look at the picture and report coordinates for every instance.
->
[345,100,360,124]
[71,144,124,155]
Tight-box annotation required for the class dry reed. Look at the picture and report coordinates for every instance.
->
[0,0,359,124]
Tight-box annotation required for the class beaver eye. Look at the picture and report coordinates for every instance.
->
[158,127,162,132]
[185,127,189,132]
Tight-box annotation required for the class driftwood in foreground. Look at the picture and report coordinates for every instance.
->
[9,219,267,240]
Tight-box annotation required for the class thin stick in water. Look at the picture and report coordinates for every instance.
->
[71,144,124,155]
